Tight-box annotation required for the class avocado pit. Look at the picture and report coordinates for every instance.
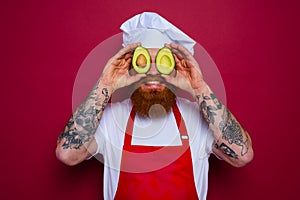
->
[136,54,147,68]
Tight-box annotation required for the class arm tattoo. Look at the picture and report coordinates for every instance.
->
[197,92,249,157]
[58,85,110,150]
[199,93,223,125]
[219,108,249,156]
[58,117,92,149]
[215,143,238,159]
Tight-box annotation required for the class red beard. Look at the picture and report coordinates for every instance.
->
[131,86,176,118]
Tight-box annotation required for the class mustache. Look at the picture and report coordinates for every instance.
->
[129,75,177,92]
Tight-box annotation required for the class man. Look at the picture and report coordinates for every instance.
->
[56,12,253,200]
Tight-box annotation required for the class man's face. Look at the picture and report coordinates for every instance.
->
[130,48,176,118]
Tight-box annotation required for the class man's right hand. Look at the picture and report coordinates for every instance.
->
[56,43,147,166]
[100,42,146,93]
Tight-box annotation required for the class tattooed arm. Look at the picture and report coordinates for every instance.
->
[195,85,253,167]
[56,82,111,166]
[56,43,144,166]
[164,43,253,167]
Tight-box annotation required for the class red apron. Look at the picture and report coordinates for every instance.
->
[114,104,199,200]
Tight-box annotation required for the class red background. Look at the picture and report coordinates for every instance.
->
[1,0,299,199]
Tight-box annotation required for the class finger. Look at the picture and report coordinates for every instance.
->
[112,55,132,69]
[173,54,187,72]
[173,54,183,66]
[170,43,201,71]
[125,57,132,65]
[124,52,133,60]
[172,49,185,60]
[164,43,183,59]
[111,59,121,67]
[164,43,171,49]
[169,43,193,60]
[116,42,141,58]
[123,57,132,69]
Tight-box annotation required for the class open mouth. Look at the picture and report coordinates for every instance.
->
[145,80,161,85]
[138,77,166,90]
[134,75,176,91]
[140,75,165,85]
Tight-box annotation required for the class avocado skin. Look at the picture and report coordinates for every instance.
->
[132,46,151,74]
[155,47,175,75]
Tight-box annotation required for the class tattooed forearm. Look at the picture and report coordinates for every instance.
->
[198,93,222,124]
[215,143,238,159]
[196,88,250,158]
[57,117,92,149]
[219,108,249,156]
[58,83,110,150]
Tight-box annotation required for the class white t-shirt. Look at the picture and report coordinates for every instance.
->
[93,97,214,200]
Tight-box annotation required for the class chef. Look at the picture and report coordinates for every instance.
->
[56,12,254,200]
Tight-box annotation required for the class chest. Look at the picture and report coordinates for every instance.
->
[131,113,182,146]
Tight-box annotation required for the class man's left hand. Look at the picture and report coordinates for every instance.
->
[162,43,206,96]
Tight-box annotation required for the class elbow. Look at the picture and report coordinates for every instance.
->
[56,146,82,166]
[232,148,254,168]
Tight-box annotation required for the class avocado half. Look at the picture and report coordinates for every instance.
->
[155,47,175,75]
[132,46,151,74]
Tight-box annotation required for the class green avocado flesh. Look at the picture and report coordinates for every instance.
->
[132,46,151,74]
[156,47,175,75]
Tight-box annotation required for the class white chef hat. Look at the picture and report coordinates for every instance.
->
[120,12,196,55]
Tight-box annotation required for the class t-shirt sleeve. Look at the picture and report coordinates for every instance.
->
[85,112,107,160]
[94,119,106,155]
[93,104,112,156]
[177,98,215,159]
[93,99,131,156]
[198,113,215,158]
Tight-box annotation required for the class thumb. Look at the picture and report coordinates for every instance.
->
[162,71,191,93]
[161,74,177,86]
[126,73,146,86]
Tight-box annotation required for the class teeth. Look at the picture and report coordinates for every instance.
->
[146,81,160,84]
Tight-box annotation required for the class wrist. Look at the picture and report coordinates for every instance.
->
[97,80,114,95]
[192,81,210,101]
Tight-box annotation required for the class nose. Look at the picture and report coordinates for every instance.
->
[146,62,159,75]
